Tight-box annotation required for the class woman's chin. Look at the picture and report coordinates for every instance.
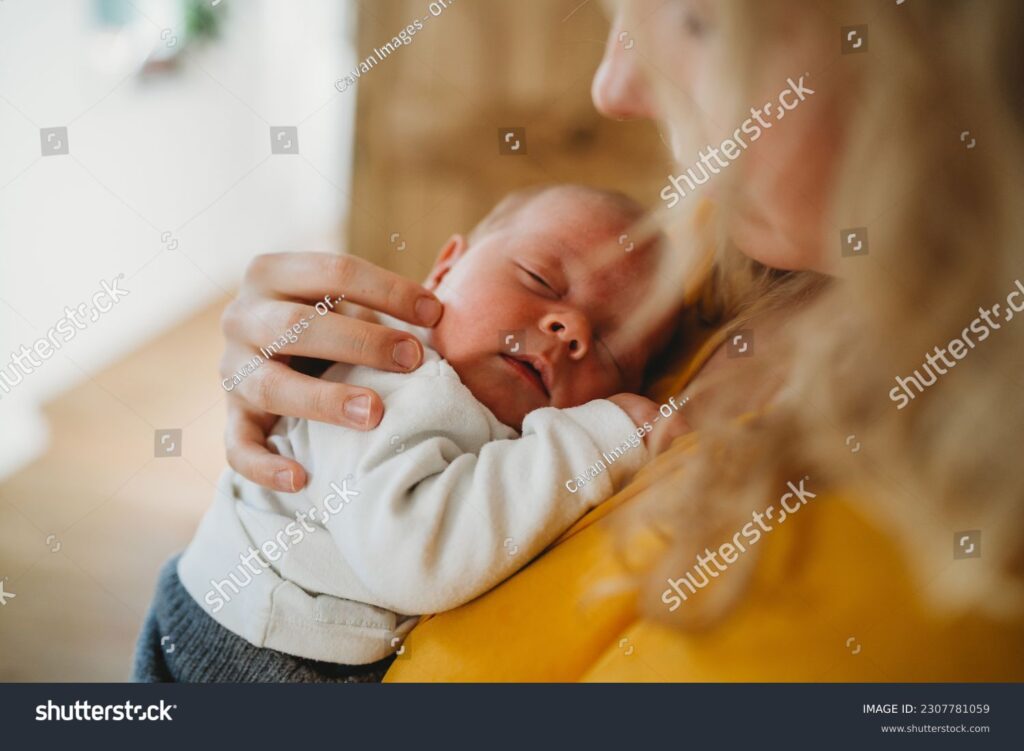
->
[730,214,824,274]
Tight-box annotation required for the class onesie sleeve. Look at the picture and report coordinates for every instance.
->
[309,368,649,614]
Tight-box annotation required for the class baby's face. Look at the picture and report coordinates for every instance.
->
[428,190,669,429]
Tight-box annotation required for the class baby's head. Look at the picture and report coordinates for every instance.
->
[426,184,675,429]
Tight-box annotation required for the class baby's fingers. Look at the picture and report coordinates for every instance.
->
[649,409,693,455]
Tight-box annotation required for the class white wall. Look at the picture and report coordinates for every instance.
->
[0,0,360,477]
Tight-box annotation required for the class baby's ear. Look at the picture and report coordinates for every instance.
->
[425,234,468,290]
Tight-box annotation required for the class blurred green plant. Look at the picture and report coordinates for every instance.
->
[185,0,225,42]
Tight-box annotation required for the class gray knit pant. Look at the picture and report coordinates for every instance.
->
[132,556,394,683]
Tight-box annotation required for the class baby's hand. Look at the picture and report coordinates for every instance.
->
[608,392,693,454]
[608,393,660,430]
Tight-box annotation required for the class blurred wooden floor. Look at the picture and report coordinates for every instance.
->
[0,298,229,681]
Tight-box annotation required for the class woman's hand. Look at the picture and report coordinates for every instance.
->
[220,252,443,492]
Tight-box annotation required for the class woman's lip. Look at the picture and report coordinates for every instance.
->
[500,355,549,399]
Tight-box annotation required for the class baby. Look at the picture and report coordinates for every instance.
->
[134,185,681,682]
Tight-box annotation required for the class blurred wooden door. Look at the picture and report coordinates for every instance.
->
[347,0,668,281]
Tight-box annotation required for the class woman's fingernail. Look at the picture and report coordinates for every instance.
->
[343,394,371,426]
[415,296,442,325]
[274,470,295,492]
[392,339,420,370]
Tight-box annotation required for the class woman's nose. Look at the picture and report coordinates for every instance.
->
[591,11,658,120]
[540,312,591,361]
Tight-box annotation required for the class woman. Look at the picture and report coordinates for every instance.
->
[219,0,1024,679]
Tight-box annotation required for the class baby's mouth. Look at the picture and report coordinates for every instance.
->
[500,354,550,399]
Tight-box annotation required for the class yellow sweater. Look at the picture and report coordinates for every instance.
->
[386,328,1024,682]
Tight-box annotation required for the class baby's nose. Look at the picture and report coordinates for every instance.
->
[539,312,590,361]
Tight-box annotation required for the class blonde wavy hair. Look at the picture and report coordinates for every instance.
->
[614,0,1024,627]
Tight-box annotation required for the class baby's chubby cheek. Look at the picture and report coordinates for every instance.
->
[429,287,480,359]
